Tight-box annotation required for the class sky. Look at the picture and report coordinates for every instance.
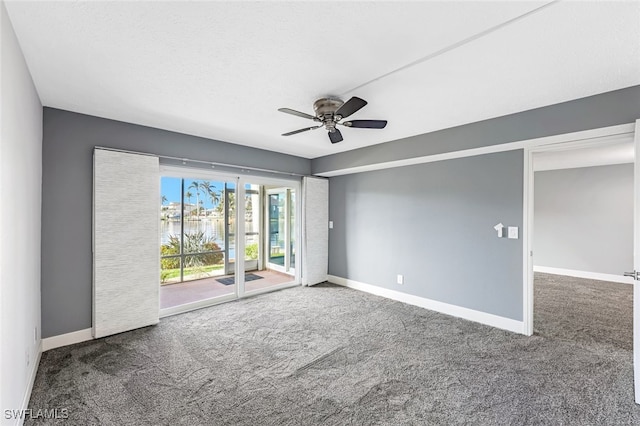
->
[161,177,237,208]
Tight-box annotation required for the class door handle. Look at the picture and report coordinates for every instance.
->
[624,271,640,280]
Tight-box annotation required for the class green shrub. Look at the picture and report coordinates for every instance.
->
[245,243,259,260]
[161,236,181,269]
[161,232,224,271]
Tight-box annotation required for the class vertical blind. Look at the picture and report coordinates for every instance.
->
[93,149,160,338]
[302,176,328,286]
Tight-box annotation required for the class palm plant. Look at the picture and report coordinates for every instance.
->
[200,181,219,216]
[185,191,194,217]
[227,191,236,213]
[215,190,235,216]
[188,181,201,217]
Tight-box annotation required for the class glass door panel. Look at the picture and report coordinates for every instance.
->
[160,177,183,285]
[267,188,296,273]
[244,183,261,272]
[242,186,295,294]
[268,193,285,267]
[238,184,295,294]
[223,182,236,276]
[160,176,237,310]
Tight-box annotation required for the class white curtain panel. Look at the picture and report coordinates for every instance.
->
[93,149,160,338]
[302,176,329,286]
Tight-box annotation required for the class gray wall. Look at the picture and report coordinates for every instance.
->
[329,150,524,321]
[534,164,633,275]
[43,84,640,336]
[41,108,311,338]
[312,85,640,175]
[325,85,640,324]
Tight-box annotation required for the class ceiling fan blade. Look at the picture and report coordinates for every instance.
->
[335,96,367,119]
[328,129,343,144]
[282,125,322,136]
[343,119,387,129]
[278,108,317,120]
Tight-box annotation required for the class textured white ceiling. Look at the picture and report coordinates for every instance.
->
[5,1,640,159]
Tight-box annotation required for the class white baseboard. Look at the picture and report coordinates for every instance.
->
[534,266,633,285]
[327,275,524,334]
[42,328,93,352]
[16,342,42,426]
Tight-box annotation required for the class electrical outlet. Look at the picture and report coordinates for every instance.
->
[508,226,519,239]
[397,274,404,285]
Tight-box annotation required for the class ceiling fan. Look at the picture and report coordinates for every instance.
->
[278,96,387,144]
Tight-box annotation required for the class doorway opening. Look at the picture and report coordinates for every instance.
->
[526,132,635,335]
[525,125,638,401]
[530,136,634,348]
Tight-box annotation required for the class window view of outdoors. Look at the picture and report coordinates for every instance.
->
[244,185,260,266]
[267,189,295,271]
[160,178,236,284]
[160,176,296,310]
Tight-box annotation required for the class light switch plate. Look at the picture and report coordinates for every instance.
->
[329,221,333,229]
[508,226,518,239]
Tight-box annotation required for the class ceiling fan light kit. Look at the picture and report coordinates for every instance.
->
[278,96,387,144]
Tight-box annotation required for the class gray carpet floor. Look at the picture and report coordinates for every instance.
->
[27,273,640,425]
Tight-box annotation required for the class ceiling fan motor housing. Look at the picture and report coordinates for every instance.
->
[313,98,344,131]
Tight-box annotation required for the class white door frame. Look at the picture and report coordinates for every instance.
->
[522,120,638,403]
[523,130,636,335]
[159,166,241,315]
[240,176,301,292]
[265,187,295,274]
[633,119,640,403]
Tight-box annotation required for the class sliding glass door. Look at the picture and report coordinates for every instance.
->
[243,183,261,273]
[267,189,296,273]
[160,167,301,313]
[160,175,237,309]
[242,184,297,295]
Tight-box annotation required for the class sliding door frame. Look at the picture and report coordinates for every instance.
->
[239,175,302,297]
[265,188,295,274]
[159,166,301,317]
[159,166,240,316]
